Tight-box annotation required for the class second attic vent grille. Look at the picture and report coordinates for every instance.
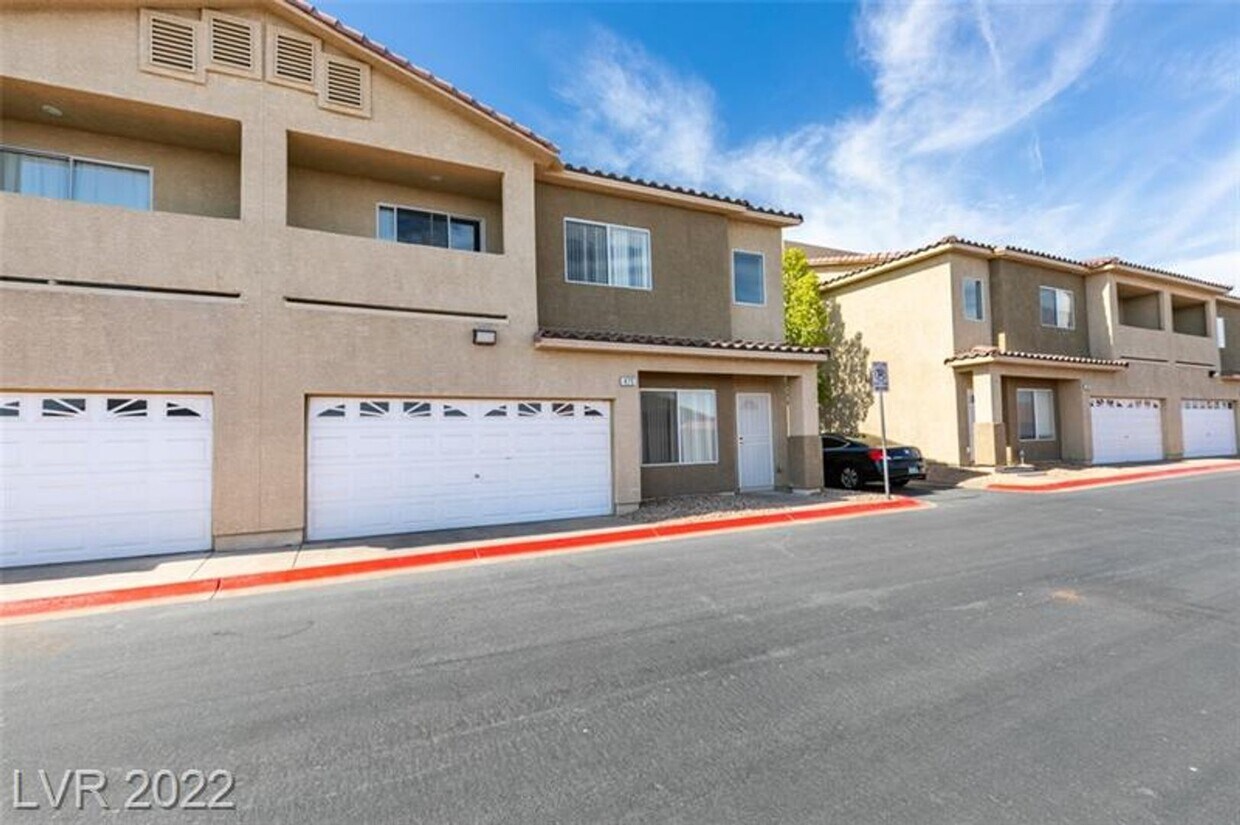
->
[272,31,315,85]
[208,14,256,73]
[324,58,365,108]
[148,15,197,73]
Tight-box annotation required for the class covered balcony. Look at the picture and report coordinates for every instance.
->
[286,131,505,255]
[1,77,240,220]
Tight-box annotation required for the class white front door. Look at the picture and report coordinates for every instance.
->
[736,392,775,490]
[1182,400,1237,457]
[307,397,613,541]
[0,393,214,568]
[1090,398,1164,464]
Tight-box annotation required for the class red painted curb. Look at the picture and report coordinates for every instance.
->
[0,497,927,620]
[988,462,1240,493]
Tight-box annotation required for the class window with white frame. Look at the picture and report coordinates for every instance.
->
[963,278,985,321]
[1039,286,1074,329]
[640,389,718,465]
[1217,316,1227,348]
[1,147,151,210]
[564,218,651,289]
[377,204,482,252]
[732,250,765,305]
[1016,388,1055,440]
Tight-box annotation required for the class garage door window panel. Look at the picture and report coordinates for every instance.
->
[1017,388,1055,440]
[641,389,718,465]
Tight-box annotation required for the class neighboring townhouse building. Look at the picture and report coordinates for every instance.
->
[0,1,825,568]
[794,236,1239,467]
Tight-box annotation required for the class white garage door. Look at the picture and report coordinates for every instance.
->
[0,394,213,568]
[1090,398,1164,464]
[1182,400,1237,458]
[307,397,613,541]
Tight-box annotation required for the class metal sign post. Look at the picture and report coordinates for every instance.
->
[871,361,891,499]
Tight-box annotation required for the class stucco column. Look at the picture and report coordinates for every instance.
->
[240,117,286,225]
[1058,379,1088,462]
[785,368,824,491]
[612,386,642,513]
[971,370,1007,466]
[1163,391,1184,460]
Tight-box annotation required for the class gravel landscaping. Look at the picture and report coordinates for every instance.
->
[621,489,887,524]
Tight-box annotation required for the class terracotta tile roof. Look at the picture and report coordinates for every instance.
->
[807,249,916,268]
[536,327,829,356]
[283,0,558,153]
[944,346,1129,368]
[818,235,1232,292]
[562,165,802,221]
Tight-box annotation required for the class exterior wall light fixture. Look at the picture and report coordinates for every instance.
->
[472,327,498,346]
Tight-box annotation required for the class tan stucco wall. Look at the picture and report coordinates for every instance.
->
[636,373,792,498]
[534,181,734,340]
[1002,377,1061,463]
[949,255,993,350]
[727,219,785,341]
[827,254,961,463]
[989,260,1089,356]
[1,117,241,218]
[1219,302,1240,374]
[286,165,504,252]
[0,3,817,547]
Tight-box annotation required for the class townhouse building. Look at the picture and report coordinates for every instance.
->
[799,237,1239,467]
[0,1,825,568]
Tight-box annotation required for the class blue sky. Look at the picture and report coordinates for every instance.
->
[316,1,1239,289]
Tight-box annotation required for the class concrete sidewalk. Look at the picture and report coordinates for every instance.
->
[0,492,927,621]
[967,457,1240,492]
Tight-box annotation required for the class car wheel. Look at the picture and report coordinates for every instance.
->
[838,464,864,490]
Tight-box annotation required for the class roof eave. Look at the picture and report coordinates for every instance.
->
[533,335,829,363]
[538,168,801,226]
[945,355,1128,372]
[819,241,991,292]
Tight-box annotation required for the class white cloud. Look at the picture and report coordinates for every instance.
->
[555,2,1238,290]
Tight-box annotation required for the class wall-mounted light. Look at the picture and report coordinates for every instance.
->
[472,327,498,346]
[40,104,63,118]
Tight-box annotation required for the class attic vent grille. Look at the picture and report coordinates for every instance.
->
[325,59,364,108]
[207,13,257,73]
[272,31,316,85]
[148,14,197,73]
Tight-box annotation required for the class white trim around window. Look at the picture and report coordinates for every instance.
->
[1,144,154,210]
[963,277,985,321]
[1039,286,1075,329]
[563,217,652,290]
[1016,387,1056,441]
[731,249,766,306]
[640,388,719,466]
[376,202,486,253]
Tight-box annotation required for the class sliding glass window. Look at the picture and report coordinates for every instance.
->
[377,204,482,252]
[1,147,150,210]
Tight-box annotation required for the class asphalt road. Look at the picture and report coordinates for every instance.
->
[2,476,1238,824]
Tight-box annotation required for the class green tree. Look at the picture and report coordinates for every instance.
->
[782,247,872,433]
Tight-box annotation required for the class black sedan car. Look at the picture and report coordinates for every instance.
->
[821,433,926,490]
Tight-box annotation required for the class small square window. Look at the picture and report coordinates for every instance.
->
[732,251,765,305]
[1040,286,1074,329]
[963,278,984,321]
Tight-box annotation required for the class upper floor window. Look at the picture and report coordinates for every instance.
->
[377,204,482,252]
[963,278,985,321]
[1,147,151,210]
[1217,317,1227,348]
[1039,286,1074,329]
[564,218,651,289]
[732,250,766,306]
